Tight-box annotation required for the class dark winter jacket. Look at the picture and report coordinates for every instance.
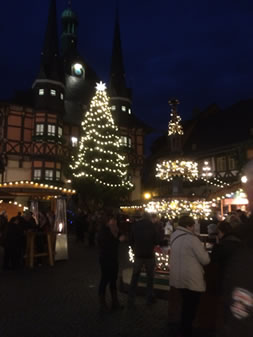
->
[97,225,119,263]
[211,234,242,274]
[129,218,159,258]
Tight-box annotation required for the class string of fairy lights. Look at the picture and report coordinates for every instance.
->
[128,246,170,272]
[156,160,199,182]
[70,82,133,189]
[144,199,212,220]
[156,160,230,187]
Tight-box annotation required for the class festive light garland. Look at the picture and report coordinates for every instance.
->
[156,160,230,187]
[70,82,133,190]
[156,160,199,182]
[0,181,76,194]
[0,200,29,212]
[144,199,212,220]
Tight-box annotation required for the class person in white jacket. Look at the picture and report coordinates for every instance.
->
[170,215,210,337]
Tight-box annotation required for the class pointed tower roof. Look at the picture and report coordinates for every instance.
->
[38,0,63,83]
[109,8,130,98]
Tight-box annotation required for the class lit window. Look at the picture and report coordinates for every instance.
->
[50,89,56,96]
[120,136,128,147]
[48,124,56,136]
[39,89,44,96]
[71,136,78,147]
[36,124,44,136]
[121,106,126,112]
[58,126,63,137]
[60,93,64,100]
[56,170,61,181]
[45,169,54,181]
[128,108,131,115]
[111,105,116,111]
[34,169,41,181]
[120,136,132,148]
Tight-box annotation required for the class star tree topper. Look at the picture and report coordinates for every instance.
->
[96,81,107,92]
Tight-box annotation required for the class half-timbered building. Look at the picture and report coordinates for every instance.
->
[0,0,149,208]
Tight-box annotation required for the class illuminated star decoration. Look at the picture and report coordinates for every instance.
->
[96,81,107,92]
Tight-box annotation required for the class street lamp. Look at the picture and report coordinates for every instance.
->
[144,192,151,200]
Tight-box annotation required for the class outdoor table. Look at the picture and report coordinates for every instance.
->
[24,231,56,268]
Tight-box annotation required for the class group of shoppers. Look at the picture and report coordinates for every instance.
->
[0,209,55,270]
[96,201,253,337]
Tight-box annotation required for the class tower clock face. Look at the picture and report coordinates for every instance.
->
[72,63,84,77]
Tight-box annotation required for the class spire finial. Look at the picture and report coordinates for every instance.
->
[68,0,72,7]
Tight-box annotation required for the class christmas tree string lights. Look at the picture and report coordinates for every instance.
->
[70,82,133,190]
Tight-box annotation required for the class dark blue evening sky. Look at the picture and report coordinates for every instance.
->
[1,0,253,133]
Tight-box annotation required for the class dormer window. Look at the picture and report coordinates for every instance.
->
[48,124,56,136]
[39,89,44,96]
[60,93,64,100]
[50,89,56,96]
[121,106,126,112]
[36,124,44,136]
[128,108,131,115]
[111,105,116,111]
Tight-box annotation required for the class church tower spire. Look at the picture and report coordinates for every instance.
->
[109,8,130,99]
[61,0,78,57]
[32,0,65,114]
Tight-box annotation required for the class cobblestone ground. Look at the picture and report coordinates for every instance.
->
[0,237,170,337]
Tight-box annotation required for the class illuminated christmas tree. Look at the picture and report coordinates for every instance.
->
[70,82,133,201]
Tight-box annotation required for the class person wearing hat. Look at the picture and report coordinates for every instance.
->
[170,215,210,337]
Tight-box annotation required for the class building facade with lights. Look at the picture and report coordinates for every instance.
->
[144,100,253,213]
[0,0,148,205]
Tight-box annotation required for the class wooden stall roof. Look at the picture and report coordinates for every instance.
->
[0,181,76,197]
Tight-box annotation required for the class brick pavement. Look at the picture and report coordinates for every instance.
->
[0,237,169,337]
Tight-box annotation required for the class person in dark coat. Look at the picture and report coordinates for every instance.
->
[97,210,124,312]
[211,221,242,291]
[3,216,25,270]
[219,160,253,337]
[128,213,159,307]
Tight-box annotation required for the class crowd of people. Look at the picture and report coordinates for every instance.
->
[1,167,253,337]
[0,209,55,270]
[0,203,252,336]
[90,202,253,337]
